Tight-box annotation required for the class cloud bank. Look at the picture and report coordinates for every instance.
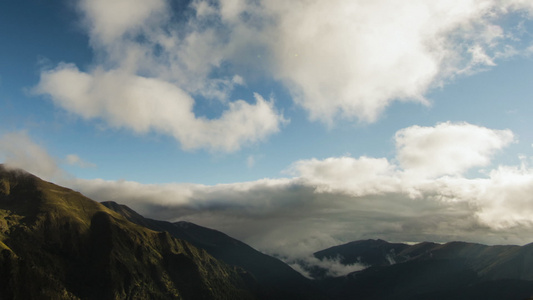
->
[66,122,529,256]
[35,0,533,150]
[4,123,530,258]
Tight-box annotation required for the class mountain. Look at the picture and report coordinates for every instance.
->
[4,164,533,300]
[315,239,410,266]
[314,239,533,300]
[101,201,325,300]
[0,165,256,300]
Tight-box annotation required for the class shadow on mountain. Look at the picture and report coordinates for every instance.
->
[314,239,533,300]
[102,201,326,300]
[0,165,255,299]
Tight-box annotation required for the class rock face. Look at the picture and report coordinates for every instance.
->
[102,201,324,300]
[0,165,255,300]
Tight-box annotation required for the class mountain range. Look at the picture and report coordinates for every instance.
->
[313,239,533,299]
[1,165,533,299]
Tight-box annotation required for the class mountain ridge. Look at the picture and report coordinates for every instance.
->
[313,238,533,299]
[0,165,256,300]
[2,165,533,300]
[101,200,325,300]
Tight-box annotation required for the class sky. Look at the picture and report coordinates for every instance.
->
[2,0,533,267]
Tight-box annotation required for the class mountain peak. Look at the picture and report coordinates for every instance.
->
[0,168,257,299]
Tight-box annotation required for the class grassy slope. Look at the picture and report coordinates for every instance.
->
[0,165,255,300]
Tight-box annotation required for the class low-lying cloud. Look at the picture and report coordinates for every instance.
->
[287,255,367,279]
[2,123,532,264]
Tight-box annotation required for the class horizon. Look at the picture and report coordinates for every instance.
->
[2,0,533,259]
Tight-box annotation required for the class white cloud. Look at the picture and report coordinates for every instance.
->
[35,0,285,153]
[395,122,514,177]
[286,255,367,279]
[261,0,533,123]
[68,172,500,258]
[0,132,61,180]
[79,0,166,45]
[468,164,533,229]
[36,0,533,146]
[36,65,284,152]
[219,0,247,22]
[288,156,401,196]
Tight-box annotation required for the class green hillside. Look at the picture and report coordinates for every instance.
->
[0,165,255,300]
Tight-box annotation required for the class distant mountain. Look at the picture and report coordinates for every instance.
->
[0,165,256,299]
[314,239,533,300]
[316,239,411,265]
[102,201,325,300]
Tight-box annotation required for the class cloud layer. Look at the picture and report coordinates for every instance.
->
[35,0,533,150]
[69,122,529,254]
[4,122,529,259]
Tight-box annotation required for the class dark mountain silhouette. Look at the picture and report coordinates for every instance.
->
[0,165,256,299]
[101,201,325,300]
[314,239,533,300]
[315,239,410,266]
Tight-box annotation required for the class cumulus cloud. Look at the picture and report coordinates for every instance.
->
[35,0,533,146]
[395,122,514,177]
[288,156,401,196]
[79,0,166,45]
[36,65,283,151]
[466,164,533,229]
[35,0,285,152]
[260,0,533,122]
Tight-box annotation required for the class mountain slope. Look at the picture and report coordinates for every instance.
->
[315,239,533,300]
[102,201,325,300]
[0,165,255,300]
[314,239,410,266]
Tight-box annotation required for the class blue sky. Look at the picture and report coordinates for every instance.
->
[2,0,533,260]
